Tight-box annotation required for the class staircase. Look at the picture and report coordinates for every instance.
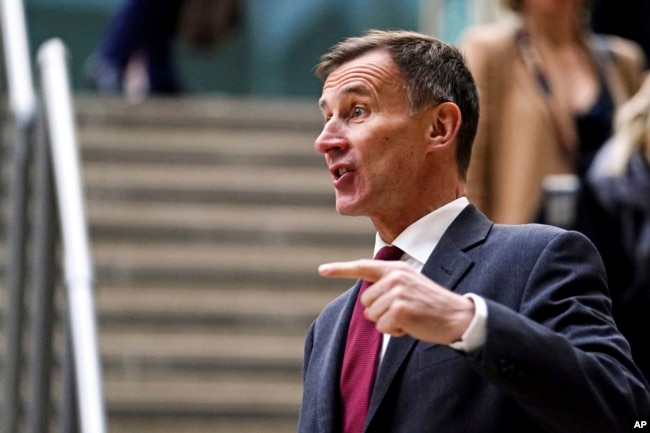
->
[1,94,376,433]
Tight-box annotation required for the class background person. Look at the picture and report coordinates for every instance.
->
[86,0,240,96]
[574,75,650,382]
[297,29,649,433]
[460,0,645,224]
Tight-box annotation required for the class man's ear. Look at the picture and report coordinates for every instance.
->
[426,102,461,152]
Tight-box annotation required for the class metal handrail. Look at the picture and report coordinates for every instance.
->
[0,1,38,432]
[2,2,107,431]
[0,0,35,121]
[37,38,107,433]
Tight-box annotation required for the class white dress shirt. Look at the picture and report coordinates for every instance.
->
[371,197,488,360]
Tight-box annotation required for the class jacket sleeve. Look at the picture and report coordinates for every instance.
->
[471,230,650,432]
[302,321,315,382]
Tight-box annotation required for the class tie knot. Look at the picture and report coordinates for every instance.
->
[374,245,403,261]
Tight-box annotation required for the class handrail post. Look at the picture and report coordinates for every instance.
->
[0,1,37,431]
[26,113,59,433]
[0,0,36,121]
[1,113,35,433]
[37,38,107,433]
[60,317,80,433]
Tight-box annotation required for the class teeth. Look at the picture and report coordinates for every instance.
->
[338,168,348,176]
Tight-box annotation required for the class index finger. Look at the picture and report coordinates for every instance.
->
[318,259,388,284]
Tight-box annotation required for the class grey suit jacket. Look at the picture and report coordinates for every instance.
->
[298,205,650,433]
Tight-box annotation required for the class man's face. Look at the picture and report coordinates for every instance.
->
[315,50,431,222]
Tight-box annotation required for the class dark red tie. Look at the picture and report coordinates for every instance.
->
[340,245,403,433]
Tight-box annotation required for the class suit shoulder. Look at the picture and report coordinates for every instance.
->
[491,223,591,248]
[459,20,517,55]
[312,287,352,325]
[481,225,603,278]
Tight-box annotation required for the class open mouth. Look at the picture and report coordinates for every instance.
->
[330,161,354,179]
[330,163,354,183]
[335,167,349,179]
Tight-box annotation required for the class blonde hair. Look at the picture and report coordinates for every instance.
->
[606,76,650,175]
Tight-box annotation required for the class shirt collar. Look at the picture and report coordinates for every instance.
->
[374,197,469,269]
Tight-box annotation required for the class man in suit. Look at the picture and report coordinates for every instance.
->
[297,29,650,433]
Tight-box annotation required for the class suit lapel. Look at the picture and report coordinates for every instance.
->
[366,333,417,427]
[365,205,491,426]
[421,205,490,292]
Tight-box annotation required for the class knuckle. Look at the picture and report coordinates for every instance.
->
[390,298,412,320]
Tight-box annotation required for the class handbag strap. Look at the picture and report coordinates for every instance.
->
[515,27,577,158]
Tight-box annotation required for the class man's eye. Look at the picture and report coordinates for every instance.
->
[353,107,365,118]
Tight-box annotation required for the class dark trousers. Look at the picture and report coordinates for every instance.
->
[96,0,184,93]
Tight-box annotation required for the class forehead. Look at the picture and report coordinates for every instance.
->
[319,49,403,108]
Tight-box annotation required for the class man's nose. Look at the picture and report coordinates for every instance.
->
[315,121,348,154]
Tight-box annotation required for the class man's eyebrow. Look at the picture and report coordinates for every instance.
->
[318,84,372,111]
[341,84,372,98]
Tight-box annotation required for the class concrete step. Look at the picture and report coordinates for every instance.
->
[107,418,298,433]
[73,94,322,132]
[100,330,304,372]
[86,201,374,246]
[82,161,335,207]
[99,330,304,427]
[77,125,323,169]
[103,372,301,419]
[89,241,370,287]
[95,285,337,332]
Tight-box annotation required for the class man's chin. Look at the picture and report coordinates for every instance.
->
[335,190,373,216]
[335,201,363,217]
